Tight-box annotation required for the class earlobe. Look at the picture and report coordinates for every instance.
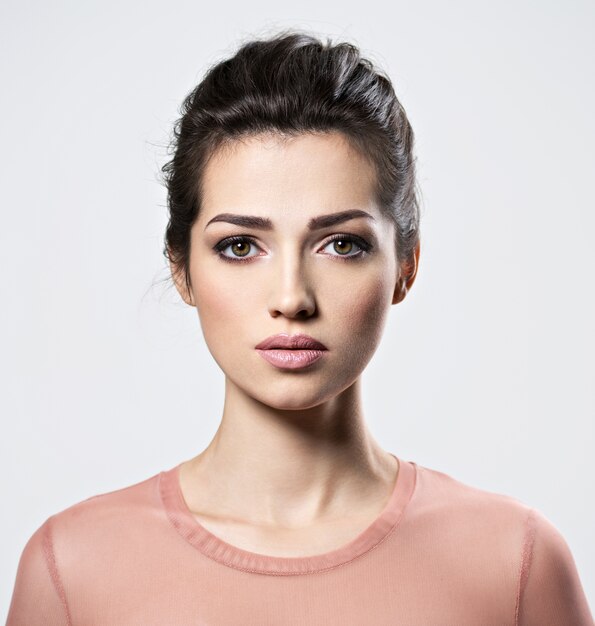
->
[392,279,408,305]
[169,259,195,307]
[392,241,420,305]
[180,281,196,308]
[183,288,196,308]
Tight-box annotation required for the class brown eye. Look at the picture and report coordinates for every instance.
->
[320,234,371,259]
[214,236,262,262]
[231,241,251,257]
[333,239,353,255]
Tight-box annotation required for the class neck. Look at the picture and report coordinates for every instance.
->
[181,377,397,528]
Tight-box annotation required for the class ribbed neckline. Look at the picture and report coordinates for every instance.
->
[159,453,416,576]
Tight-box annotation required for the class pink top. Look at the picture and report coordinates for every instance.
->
[7,455,593,625]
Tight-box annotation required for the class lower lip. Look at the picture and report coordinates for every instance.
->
[256,349,326,370]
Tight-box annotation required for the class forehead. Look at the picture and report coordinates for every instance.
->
[198,131,380,223]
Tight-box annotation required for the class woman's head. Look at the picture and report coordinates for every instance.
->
[162,30,420,298]
[162,30,421,410]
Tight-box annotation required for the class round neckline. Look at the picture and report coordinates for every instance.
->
[159,452,416,576]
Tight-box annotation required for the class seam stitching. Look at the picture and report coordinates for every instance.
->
[160,459,418,577]
[41,516,74,626]
[514,507,537,625]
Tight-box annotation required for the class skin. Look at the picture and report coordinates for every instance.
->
[171,130,420,556]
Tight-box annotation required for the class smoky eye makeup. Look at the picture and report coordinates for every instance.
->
[212,235,263,264]
[211,232,375,264]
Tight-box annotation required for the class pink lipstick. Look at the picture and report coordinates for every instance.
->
[255,333,328,370]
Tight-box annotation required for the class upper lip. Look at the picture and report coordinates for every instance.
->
[255,333,327,350]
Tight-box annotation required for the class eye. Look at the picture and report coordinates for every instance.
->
[213,233,373,264]
[213,236,262,263]
[319,234,372,259]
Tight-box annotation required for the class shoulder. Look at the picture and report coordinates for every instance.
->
[516,507,593,623]
[50,468,162,528]
[408,460,534,527]
[404,461,537,574]
[403,461,592,622]
[409,461,583,550]
[29,469,165,571]
[8,469,167,623]
[408,460,585,559]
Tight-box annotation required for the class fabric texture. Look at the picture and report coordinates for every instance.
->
[7,455,593,625]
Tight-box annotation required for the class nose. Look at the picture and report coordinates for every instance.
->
[267,251,316,319]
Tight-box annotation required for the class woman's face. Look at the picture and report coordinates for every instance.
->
[176,131,410,410]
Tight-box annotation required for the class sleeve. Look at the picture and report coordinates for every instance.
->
[517,507,593,626]
[6,517,72,626]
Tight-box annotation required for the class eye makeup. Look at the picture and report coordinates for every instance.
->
[212,233,374,264]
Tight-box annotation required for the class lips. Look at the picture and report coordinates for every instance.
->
[255,333,328,370]
[255,333,327,351]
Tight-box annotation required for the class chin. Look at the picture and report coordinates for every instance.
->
[262,396,327,411]
[243,384,323,411]
[244,375,354,412]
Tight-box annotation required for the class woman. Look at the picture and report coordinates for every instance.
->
[7,30,592,625]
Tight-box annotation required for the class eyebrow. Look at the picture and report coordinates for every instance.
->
[204,209,375,231]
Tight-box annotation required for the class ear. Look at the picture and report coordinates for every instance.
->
[168,252,195,307]
[392,240,420,305]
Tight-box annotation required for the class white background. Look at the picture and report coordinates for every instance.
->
[1,0,593,616]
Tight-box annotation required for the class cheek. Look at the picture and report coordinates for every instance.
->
[331,270,393,345]
[195,273,240,318]
[190,264,268,358]
[193,269,253,330]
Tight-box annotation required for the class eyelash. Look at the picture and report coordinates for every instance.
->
[213,234,373,264]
